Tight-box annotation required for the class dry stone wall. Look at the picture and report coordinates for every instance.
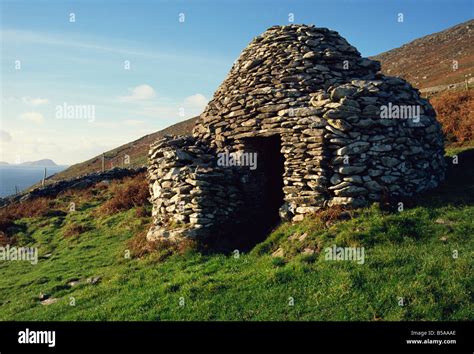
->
[147,136,246,242]
[317,78,446,208]
[147,24,446,242]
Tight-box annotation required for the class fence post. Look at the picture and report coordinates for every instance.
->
[42,167,47,187]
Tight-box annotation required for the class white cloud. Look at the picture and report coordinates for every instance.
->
[183,93,208,109]
[179,93,208,117]
[22,97,49,106]
[0,130,12,142]
[20,112,45,124]
[128,93,208,120]
[119,84,156,102]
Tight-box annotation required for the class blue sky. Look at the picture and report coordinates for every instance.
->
[1,0,472,165]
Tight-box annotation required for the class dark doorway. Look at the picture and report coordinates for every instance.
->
[232,135,286,250]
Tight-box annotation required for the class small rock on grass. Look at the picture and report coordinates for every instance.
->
[435,218,455,225]
[298,232,308,241]
[271,248,285,257]
[87,276,102,285]
[67,278,81,287]
[302,248,315,255]
[41,298,58,306]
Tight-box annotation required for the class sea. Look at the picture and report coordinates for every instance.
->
[0,165,68,198]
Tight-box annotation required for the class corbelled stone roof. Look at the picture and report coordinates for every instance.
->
[194,24,380,142]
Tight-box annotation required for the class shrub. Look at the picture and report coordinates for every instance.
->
[0,231,15,246]
[63,223,91,238]
[127,231,153,258]
[135,206,149,218]
[97,173,149,215]
[431,90,474,143]
[312,205,353,227]
[0,197,57,241]
[126,231,197,259]
[1,198,54,220]
[0,214,14,236]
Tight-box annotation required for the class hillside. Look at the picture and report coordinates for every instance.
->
[1,21,473,323]
[43,21,474,184]
[372,19,474,89]
[48,117,197,182]
[0,144,472,320]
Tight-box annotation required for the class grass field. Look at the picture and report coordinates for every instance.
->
[0,145,472,321]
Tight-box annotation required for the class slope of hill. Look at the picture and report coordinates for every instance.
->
[49,117,197,182]
[372,19,473,89]
[0,145,472,320]
[1,22,473,323]
[46,20,474,184]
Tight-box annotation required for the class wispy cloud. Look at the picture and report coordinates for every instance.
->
[2,29,161,58]
[20,112,45,124]
[119,84,156,102]
[1,29,229,66]
[6,96,50,105]
[22,97,49,105]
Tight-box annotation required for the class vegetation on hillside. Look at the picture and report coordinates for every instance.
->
[373,19,473,89]
[0,145,472,321]
[431,89,474,144]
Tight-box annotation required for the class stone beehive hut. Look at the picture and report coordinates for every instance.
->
[147,24,446,244]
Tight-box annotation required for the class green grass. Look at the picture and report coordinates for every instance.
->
[0,147,473,321]
[445,141,474,157]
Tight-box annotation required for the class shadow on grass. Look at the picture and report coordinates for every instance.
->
[413,147,474,208]
[202,147,474,254]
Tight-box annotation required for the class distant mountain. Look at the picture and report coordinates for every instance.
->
[372,19,473,89]
[19,159,58,167]
[0,161,9,165]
